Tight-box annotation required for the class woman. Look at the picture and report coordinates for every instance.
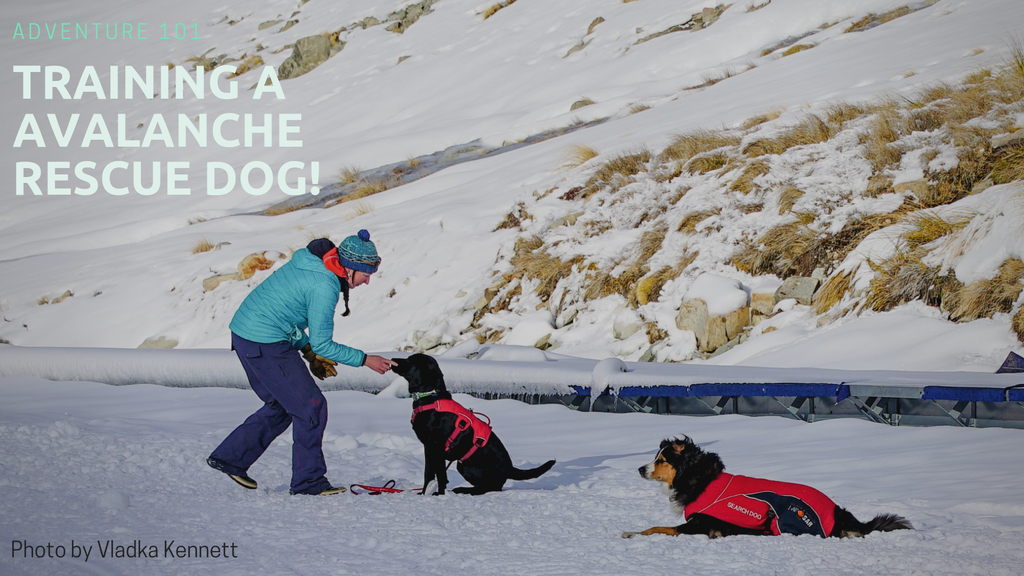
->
[207,230,394,495]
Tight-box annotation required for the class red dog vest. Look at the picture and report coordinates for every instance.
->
[411,399,492,462]
[684,473,837,537]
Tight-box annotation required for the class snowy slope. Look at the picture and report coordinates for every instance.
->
[2,0,1023,368]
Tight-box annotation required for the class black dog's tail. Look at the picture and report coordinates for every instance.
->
[509,459,556,481]
[834,507,914,537]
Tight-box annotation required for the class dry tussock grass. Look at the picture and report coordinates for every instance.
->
[731,222,817,277]
[340,177,398,203]
[777,185,804,213]
[264,202,305,216]
[741,109,783,130]
[191,238,215,254]
[864,250,953,312]
[922,137,991,207]
[482,0,516,20]
[950,258,1024,322]
[561,144,600,169]
[825,102,868,129]
[1013,306,1024,345]
[635,250,698,306]
[730,160,770,194]
[584,226,667,305]
[229,55,264,78]
[577,149,652,198]
[863,111,903,172]
[814,269,854,314]
[742,114,834,157]
[338,165,362,184]
[629,103,651,114]
[782,44,814,57]
[677,209,720,234]
[661,130,740,163]
[990,145,1024,185]
[845,5,913,33]
[686,152,729,175]
[903,212,971,249]
[508,236,582,305]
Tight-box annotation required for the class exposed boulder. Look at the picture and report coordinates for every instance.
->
[277,34,333,80]
[773,276,820,306]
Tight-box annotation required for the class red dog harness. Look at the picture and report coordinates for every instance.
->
[411,399,492,462]
[684,473,838,537]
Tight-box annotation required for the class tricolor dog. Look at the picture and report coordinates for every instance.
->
[392,353,555,495]
[623,436,913,539]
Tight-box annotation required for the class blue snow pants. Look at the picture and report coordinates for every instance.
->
[210,333,331,495]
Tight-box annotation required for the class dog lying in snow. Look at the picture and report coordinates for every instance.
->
[623,436,913,539]
[392,353,555,495]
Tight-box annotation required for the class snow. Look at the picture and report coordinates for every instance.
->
[3,0,1024,573]
[2,377,1024,576]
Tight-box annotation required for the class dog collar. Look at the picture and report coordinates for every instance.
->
[411,391,437,400]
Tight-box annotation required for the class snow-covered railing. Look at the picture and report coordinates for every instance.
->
[1,344,1021,398]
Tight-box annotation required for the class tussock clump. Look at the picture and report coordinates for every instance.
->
[903,212,971,249]
[338,165,362,184]
[845,5,913,33]
[777,185,804,213]
[494,203,531,231]
[814,269,854,314]
[584,226,667,305]
[581,148,652,198]
[950,258,1024,322]
[686,152,729,175]
[730,160,770,194]
[229,55,264,78]
[990,145,1024,185]
[743,114,834,157]
[677,209,720,234]
[342,177,399,203]
[923,139,992,207]
[730,222,816,277]
[863,111,903,172]
[825,102,868,129]
[191,238,215,254]
[482,0,517,20]
[562,144,600,168]
[264,202,305,216]
[636,250,697,306]
[629,103,652,114]
[865,250,955,312]
[782,44,814,57]
[507,236,583,305]
[661,130,740,163]
[741,109,783,131]
[1012,306,1024,345]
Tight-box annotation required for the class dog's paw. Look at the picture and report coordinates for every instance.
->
[621,531,639,539]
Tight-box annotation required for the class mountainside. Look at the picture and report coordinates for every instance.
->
[3,0,1024,370]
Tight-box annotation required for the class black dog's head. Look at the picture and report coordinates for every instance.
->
[638,436,725,509]
[391,353,447,395]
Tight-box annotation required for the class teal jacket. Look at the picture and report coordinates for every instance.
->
[229,248,366,367]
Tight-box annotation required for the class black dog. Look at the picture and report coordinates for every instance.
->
[623,436,913,539]
[392,353,555,495]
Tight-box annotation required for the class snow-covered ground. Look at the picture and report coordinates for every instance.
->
[3,377,1023,576]
[4,0,1024,574]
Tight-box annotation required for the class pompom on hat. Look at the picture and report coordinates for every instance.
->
[336,229,381,274]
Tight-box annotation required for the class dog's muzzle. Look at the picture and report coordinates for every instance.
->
[638,463,652,479]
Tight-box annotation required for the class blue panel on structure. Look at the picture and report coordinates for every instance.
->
[922,387,1006,402]
[689,383,849,400]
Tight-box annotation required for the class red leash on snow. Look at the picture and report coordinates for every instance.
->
[349,479,408,495]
